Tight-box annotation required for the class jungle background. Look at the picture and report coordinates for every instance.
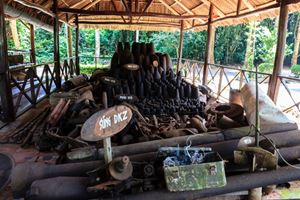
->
[5,12,300,76]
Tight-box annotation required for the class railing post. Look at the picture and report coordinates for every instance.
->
[53,0,61,88]
[176,20,184,74]
[0,0,15,122]
[203,5,214,85]
[75,15,80,75]
[239,70,244,89]
[217,67,224,98]
[267,0,288,102]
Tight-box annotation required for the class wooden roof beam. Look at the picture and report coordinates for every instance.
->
[59,8,208,19]
[82,0,103,10]
[157,0,193,27]
[111,0,127,23]
[199,0,225,17]
[137,0,154,22]
[13,0,55,17]
[173,0,205,23]
[242,0,255,11]
[70,0,89,9]
[78,21,181,27]
[121,0,132,22]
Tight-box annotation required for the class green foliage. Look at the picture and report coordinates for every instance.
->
[291,64,300,77]
[5,12,300,74]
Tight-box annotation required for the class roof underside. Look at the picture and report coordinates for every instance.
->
[4,0,300,32]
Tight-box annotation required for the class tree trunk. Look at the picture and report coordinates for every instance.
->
[292,14,300,66]
[95,29,100,67]
[9,20,20,49]
[244,21,257,71]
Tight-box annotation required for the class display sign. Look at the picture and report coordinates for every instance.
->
[100,76,120,86]
[81,105,133,141]
[115,94,138,102]
[122,64,140,71]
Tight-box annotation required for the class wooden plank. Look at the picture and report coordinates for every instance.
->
[0,0,15,122]
[268,1,288,102]
[177,20,184,73]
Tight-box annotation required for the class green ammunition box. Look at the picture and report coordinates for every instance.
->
[160,147,226,192]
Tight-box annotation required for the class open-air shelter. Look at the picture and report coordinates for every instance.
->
[1,0,300,199]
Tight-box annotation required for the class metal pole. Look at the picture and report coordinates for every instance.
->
[176,20,184,74]
[0,0,15,122]
[53,0,61,88]
[102,91,112,163]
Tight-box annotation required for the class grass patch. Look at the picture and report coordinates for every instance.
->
[80,64,109,75]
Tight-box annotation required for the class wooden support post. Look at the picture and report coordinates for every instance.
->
[203,5,214,85]
[176,20,184,74]
[53,0,61,88]
[66,25,72,59]
[30,24,36,64]
[267,1,288,102]
[135,30,139,42]
[75,15,80,75]
[0,0,15,122]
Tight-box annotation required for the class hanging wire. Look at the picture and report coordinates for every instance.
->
[249,124,300,170]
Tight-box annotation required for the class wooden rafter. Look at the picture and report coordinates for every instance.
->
[59,8,208,19]
[242,0,255,11]
[111,0,127,23]
[200,0,225,17]
[137,0,154,22]
[121,0,132,22]
[13,0,55,17]
[78,21,181,27]
[157,0,193,27]
[83,0,103,10]
[236,0,242,15]
[173,0,205,23]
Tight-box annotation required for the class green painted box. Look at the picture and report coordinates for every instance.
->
[160,148,227,192]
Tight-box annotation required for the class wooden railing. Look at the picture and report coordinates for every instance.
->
[178,58,300,122]
[7,57,75,117]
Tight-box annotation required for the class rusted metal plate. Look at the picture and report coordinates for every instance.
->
[99,76,120,86]
[81,105,133,141]
[122,64,139,71]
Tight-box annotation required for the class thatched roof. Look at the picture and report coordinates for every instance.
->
[4,0,300,32]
